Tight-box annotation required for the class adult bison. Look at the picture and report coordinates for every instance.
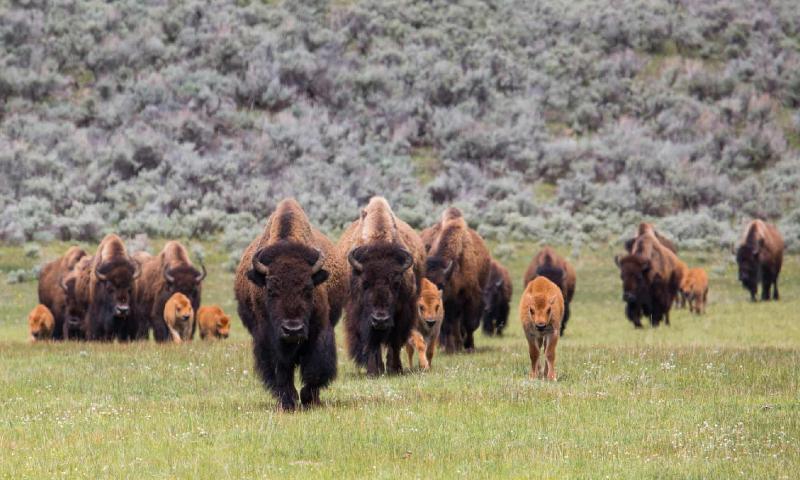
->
[615,230,684,328]
[424,207,491,353]
[234,199,347,410]
[133,241,206,341]
[38,246,87,340]
[524,247,576,336]
[339,197,425,376]
[735,220,784,302]
[72,234,140,341]
[481,259,512,336]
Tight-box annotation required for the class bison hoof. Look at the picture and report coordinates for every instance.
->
[300,386,321,407]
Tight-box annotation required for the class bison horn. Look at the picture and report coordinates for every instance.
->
[132,259,142,279]
[348,247,364,273]
[252,248,270,276]
[95,263,108,281]
[395,249,414,273]
[195,263,207,283]
[443,259,454,276]
[310,248,326,274]
[163,265,176,283]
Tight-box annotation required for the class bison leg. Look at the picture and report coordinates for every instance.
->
[462,297,481,352]
[560,302,570,336]
[527,338,539,379]
[366,346,384,377]
[426,335,437,368]
[496,302,509,336]
[544,334,558,381]
[440,300,462,354]
[300,327,337,409]
[625,303,643,328]
[385,344,403,375]
[772,272,780,301]
[481,311,495,336]
[761,274,772,301]
[409,331,429,370]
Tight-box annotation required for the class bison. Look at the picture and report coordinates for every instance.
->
[340,197,426,376]
[38,246,88,340]
[28,304,55,342]
[234,198,347,411]
[133,241,206,341]
[197,305,231,340]
[681,267,709,315]
[163,292,195,343]
[405,278,444,370]
[59,258,92,340]
[72,234,141,341]
[424,207,491,353]
[481,259,512,336]
[615,229,684,328]
[520,276,563,381]
[523,247,576,336]
[735,220,784,302]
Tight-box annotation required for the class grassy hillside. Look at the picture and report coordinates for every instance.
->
[2,0,800,248]
[1,241,798,478]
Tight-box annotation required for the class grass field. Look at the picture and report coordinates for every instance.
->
[1,240,798,478]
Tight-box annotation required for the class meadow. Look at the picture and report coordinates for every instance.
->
[1,239,798,478]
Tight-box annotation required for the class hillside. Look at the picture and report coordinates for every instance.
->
[1,0,799,250]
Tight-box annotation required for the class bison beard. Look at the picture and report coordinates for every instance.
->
[246,243,336,411]
[345,244,416,376]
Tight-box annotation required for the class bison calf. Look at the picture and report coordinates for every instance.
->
[197,305,231,340]
[28,304,55,342]
[681,268,709,315]
[405,278,444,370]
[163,293,195,343]
[520,276,563,381]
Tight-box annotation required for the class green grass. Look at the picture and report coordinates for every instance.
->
[1,241,798,478]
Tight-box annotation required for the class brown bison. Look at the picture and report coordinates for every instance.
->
[163,292,195,343]
[520,276,563,381]
[406,278,444,370]
[424,207,491,353]
[615,229,684,328]
[624,223,677,254]
[133,241,206,341]
[481,259,512,336]
[38,246,87,340]
[28,304,55,342]
[197,305,231,340]
[523,247,576,336]
[72,234,141,341]
[735,220,784,302]
[340,197,426,376]
[235,198,347,410]
[681,267,709,314]
[59,256,92,340]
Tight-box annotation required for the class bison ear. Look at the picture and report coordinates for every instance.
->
[311,269,329,286]
[246,269,267,287]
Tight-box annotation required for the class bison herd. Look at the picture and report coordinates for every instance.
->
[28,197,785,411]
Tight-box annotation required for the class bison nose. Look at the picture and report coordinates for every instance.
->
[281,321,305,337]
[424,318,437,328]
[535,323,547,331]
[181,314,191,322]
[115,305,129,315]
[623,293,635,303]
[370,312,392,330]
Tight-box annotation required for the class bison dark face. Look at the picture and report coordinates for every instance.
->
[424,256,454,292]
[615,255,651,305]
[247,243,328,343]
[96,260,140,318]
[735,245,759,298]
[163,263,206,307]
[349,244,413,331]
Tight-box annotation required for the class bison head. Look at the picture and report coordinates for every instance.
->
[348,243,413,331]
[735,243,760,298]
[424,256,454,291]
[163,263,206,308]
[247,242,328,343]
[615,254,651,306]
[95,259,140,318]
